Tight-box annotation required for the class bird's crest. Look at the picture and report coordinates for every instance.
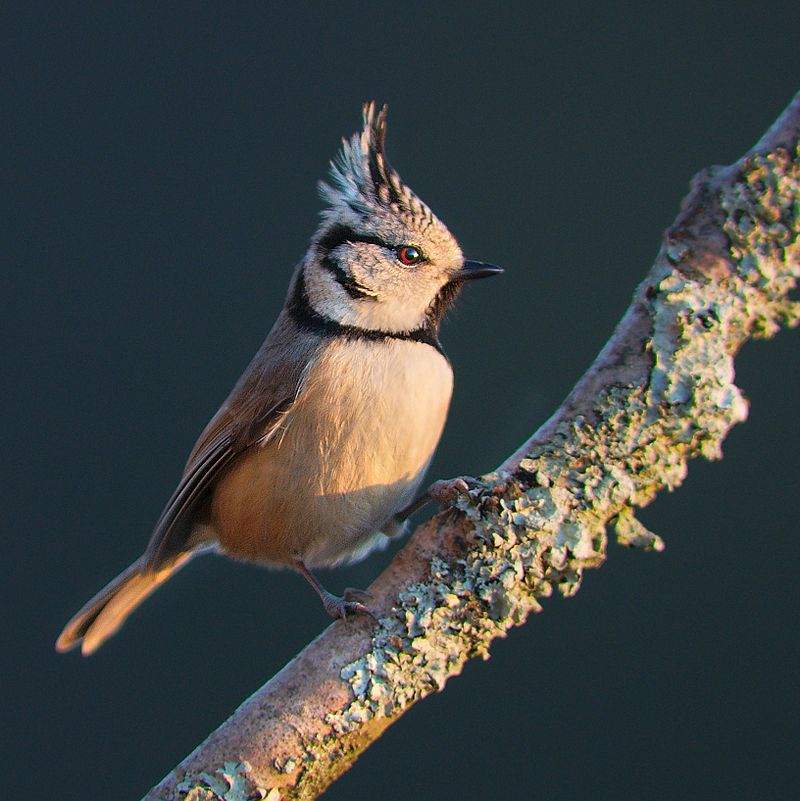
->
[319,102,435,224]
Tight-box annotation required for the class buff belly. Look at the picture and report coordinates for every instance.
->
[209,337,453,568]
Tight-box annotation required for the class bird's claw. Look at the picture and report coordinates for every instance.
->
[343,587,373,604]
[321,589,377,621]
[394,476,477,521]
[427,477,473,506]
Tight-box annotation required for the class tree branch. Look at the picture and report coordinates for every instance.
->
[144,92,800,801]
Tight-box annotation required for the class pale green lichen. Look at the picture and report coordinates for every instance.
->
[174,761,268,801]
[720,148,800,337]
[614,506,664,551]
[322,147,799,747]
[275,758,297,776]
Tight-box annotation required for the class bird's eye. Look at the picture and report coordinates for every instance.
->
[397,245,423,266]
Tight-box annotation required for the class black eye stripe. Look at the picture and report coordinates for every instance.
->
[317,226,428,267]
[317,224,389,254]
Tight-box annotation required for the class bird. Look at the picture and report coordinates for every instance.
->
[56,102,502,656]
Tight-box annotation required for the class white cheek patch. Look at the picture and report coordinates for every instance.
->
[305,262,360,320]
[304,256,441,335]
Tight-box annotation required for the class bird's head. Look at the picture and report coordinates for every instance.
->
[301,103,501,337]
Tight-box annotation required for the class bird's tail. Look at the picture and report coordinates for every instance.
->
[55,552,194,656]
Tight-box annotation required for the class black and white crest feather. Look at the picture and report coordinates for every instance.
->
[318,102,437,226]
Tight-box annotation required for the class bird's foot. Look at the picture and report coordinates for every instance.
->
[296,561,377,621]
[320,588,376,621]
[427,477,473,505]
[343,587,373,604]
[395,476,476,521]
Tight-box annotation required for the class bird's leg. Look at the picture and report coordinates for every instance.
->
[295,561,376,621]
[394,477,474,522]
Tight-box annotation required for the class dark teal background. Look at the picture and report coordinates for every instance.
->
[4,3,799,799]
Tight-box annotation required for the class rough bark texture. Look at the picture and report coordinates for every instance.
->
[144,92,800,801]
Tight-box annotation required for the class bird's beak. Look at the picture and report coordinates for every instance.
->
[451,260,504,281]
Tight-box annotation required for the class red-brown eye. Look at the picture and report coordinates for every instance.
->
[397,245,423,266]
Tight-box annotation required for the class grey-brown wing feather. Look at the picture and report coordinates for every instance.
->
[143,309,318,571]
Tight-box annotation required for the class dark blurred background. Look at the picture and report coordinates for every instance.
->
[4,3,798,799]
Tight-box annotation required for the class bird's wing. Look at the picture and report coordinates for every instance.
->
[143,309,317,571]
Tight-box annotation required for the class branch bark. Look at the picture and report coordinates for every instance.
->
[144,93,800,801]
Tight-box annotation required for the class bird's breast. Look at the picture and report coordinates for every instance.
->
[290,337,454,493]
[211,337,453,566]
